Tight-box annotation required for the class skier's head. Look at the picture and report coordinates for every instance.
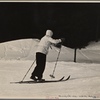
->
[46,30,53,37]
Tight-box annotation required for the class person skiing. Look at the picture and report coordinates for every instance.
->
[30,29,64,82]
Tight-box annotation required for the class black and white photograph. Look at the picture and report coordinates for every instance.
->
[0,1,100,99]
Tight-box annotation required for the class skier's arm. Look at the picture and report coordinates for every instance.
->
[49,37,61,44]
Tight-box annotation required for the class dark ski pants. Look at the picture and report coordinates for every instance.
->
[31,52,46,80]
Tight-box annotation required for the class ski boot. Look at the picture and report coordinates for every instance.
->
[30,76,38,81]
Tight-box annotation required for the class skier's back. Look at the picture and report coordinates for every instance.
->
[37,30,62,54]
[30,30,64,82]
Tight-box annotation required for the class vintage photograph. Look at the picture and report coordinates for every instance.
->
[0,2,100,99]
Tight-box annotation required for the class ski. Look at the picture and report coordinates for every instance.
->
[10,76,64,84]
[62,75,70,81]
[10,76,70,84]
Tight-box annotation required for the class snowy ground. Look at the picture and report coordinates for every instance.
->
[0,60,100,99]
[0,39,100,99]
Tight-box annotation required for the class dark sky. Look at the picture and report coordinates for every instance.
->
[0,2,100,48]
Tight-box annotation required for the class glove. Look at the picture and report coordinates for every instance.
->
[60,38,65,43]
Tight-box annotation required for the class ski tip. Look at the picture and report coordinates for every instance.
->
[68,75,71,78]
[67,75,70,80]
[59,76,65,81]
[62,76,65,79]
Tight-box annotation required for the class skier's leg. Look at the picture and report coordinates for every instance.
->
[30,53,40,80]
[31,53,46,81]
[36,53,46,80]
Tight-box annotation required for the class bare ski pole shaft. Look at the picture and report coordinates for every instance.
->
[52,47,61,75]
[50,46,62,78]
[21,59,36,82]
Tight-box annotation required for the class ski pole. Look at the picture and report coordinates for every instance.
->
[50,45,62,78]
[20,59,36,82]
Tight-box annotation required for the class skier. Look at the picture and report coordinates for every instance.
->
[30,30,64,82]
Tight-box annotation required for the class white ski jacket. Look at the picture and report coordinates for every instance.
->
[36,30,62,54]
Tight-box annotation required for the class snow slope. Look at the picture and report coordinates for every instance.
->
[0,39,100,63]
[0,39,75,62]
[0,39,100,99]
[0,39,39,60]
[0,61,100,99]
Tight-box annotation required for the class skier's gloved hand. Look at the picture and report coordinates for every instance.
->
[60,38,65,43]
